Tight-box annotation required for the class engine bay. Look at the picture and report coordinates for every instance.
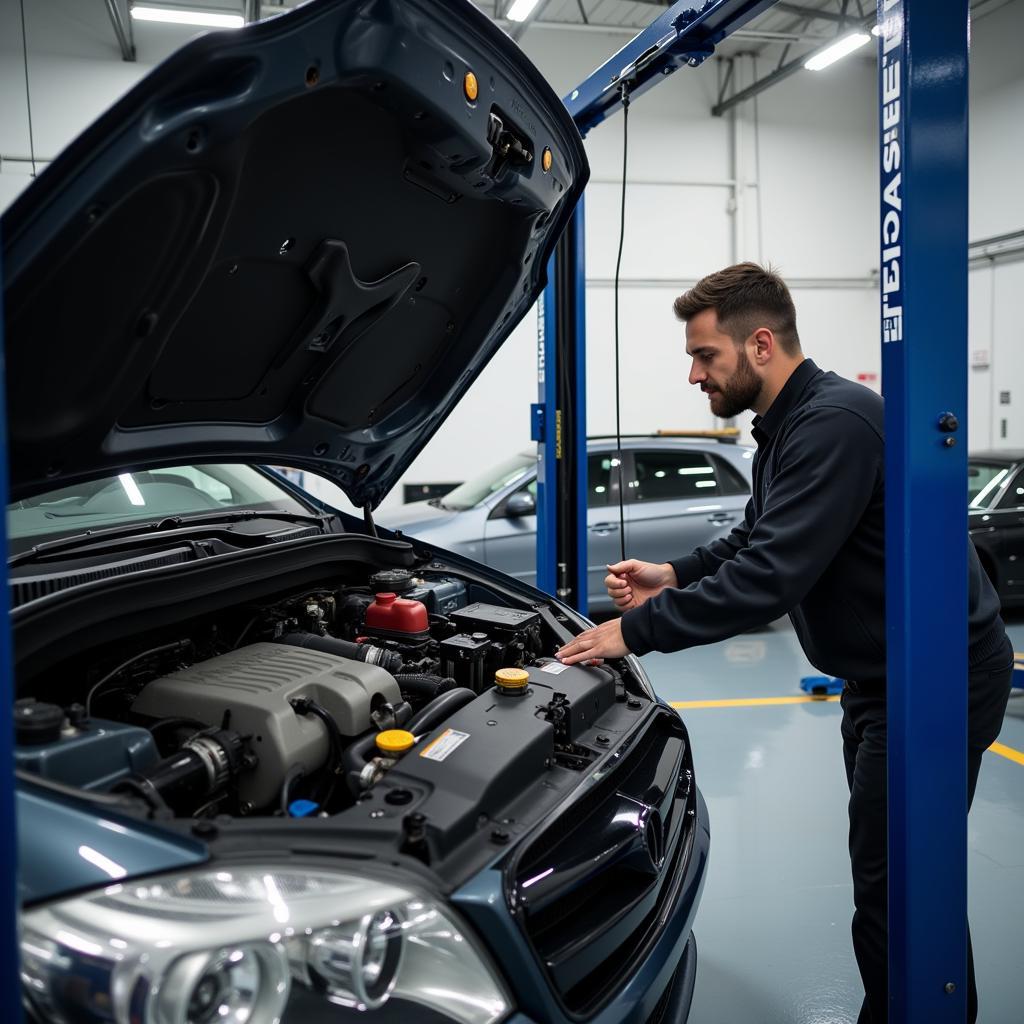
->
[14,564,650,865]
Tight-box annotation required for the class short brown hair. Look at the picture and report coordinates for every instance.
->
[673,262,801,355]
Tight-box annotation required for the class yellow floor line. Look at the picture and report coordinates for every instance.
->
[989,741,1024,766]
[670,695,840,709]
[667,698,1024,767]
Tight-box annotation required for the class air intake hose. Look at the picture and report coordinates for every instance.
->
[276,631,403,675]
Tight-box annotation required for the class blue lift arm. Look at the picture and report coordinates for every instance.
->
[564,0,779,135]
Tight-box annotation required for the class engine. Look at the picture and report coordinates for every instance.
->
[13,567,616,825]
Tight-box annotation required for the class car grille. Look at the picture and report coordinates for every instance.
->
[511,707,696,1017]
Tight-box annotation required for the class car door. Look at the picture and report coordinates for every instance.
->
[624,447,750,567]
[482,452,621,600]
[988,467,1024,599]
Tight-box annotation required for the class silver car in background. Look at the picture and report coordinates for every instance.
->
[382,435,755,610]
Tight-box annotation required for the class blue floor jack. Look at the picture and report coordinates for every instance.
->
[799,675,844,697]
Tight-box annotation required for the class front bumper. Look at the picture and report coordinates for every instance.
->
[455,787,710,1024]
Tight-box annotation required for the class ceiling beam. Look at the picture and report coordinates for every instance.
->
[774,2,852,21]
[103,0,135,61]
[508,0,554,41]
[711,13,873,115]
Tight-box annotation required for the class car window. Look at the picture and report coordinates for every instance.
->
[150,465,234,503]
[968,462,1011,509]
[994,470,1024,510]
[505,453,614,513]
[588,453,615,508]
[7,464,309,545]
[440,452,535,510]
[630,450,740,502]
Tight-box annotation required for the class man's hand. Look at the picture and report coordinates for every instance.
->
[556,618,630,665]
[605,559,676,612]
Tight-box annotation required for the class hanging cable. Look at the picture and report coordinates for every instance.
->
[19,0,37,178]
[751,56,765,263]
[612,82,631,563]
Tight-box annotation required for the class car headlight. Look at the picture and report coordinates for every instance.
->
[20,865,509,1024]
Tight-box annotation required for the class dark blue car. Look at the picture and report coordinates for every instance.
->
[3,2,709,1022]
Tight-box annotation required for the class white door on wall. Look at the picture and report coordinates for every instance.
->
[992,261,1024,448]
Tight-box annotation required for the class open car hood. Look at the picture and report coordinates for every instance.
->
[1,0,587,508]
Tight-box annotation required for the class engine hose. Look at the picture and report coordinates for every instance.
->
[405,687,476,737]
[342,731,380,796]
[276,632,404,675]
[341,688,476,797]
[290,697,344,790]
[395,674,458,703]
[280,764,305,815]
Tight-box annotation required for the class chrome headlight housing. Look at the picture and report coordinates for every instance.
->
[20,865,509,1024]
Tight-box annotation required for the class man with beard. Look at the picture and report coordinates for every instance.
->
[555,262,1012,1023]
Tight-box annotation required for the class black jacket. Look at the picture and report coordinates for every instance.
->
[620,359,1005,682]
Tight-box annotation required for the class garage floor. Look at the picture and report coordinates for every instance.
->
[637,613,1024,1024]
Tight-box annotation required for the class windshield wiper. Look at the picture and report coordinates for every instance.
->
[8,509,334,567]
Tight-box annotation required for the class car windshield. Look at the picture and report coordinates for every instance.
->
[7,464,310,547]
[439,451,535,510]
[968,462,1011,509]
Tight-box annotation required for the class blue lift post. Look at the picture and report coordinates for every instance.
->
[535,200,589,613]
[880,1,971,1019]
[536,0,780,613]
[0,241,23,1022]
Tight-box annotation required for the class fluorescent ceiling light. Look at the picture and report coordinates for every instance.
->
[131,6,244,28]
[506,0,541,23]
[871,25,882,36]
[804,32,871,71]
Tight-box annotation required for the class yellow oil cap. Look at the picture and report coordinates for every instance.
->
[542,147,553,172]
[463,71,479,102]
[376,729,415,755]
[495,667,530,693]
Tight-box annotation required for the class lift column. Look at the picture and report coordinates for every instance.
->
[0,240,22,1022]
[536,201,588,614]
[540,0,781,611]
[879,1,971,1019]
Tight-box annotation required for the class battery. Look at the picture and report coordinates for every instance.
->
[406,577,468,616]
[439,633,492,693]
[449,603,540,636]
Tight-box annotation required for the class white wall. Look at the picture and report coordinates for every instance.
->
[2,2,1022,513]
[966,0,1024,451]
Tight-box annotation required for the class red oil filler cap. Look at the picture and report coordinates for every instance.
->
[365,592,429,638]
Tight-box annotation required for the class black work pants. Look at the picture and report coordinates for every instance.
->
[840,635,1013,1024]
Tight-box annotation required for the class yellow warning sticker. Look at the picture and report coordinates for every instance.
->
[419,728,470,762]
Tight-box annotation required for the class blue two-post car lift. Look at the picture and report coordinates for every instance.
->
[537,0,974,1019]
[0,1,975,1021]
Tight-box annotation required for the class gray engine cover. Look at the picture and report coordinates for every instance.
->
[132,642,401,808]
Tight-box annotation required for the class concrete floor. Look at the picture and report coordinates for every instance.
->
[636,614,1024,1024]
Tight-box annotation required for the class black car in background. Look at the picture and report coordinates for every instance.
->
[969,450,1024,607]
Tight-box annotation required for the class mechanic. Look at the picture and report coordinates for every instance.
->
[555,262,1013,1024]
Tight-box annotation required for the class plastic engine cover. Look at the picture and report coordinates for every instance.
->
[382,660,617,858]
[132,642,401,808]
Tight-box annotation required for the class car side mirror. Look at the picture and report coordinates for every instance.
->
[505,492,536,518]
